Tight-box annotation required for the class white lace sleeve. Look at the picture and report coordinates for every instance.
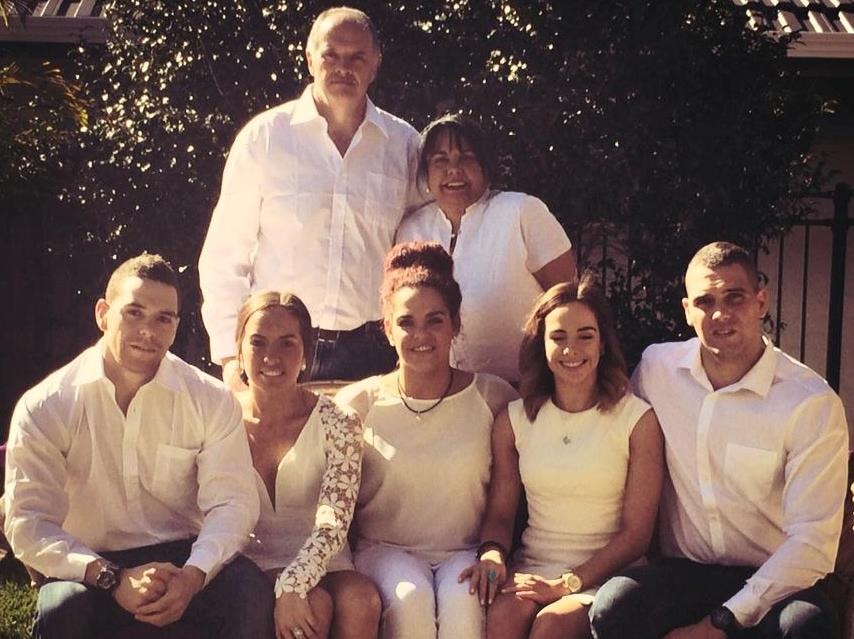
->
[273,397,364,598]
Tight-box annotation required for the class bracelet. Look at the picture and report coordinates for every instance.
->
[476,540,509,564]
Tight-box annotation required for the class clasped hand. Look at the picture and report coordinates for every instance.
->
[113,562,205,627]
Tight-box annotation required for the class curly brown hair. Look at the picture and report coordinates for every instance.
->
[518,276,628,420]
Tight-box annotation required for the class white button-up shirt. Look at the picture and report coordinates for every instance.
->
[396,190,572,381]
[199,86,420,363]
[4,343,260,584]
[633,337,848,627]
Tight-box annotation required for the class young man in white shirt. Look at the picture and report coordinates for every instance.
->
[590,242,848,639]
[199,6,420,386]
[4,254,272,639]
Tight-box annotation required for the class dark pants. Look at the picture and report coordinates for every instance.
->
[34,539,274,639]
[589,557,838,639]
[309,321,397,381]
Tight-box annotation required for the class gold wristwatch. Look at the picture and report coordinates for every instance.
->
[561,569,583,594]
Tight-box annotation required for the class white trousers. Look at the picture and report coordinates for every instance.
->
[354,545,484,639]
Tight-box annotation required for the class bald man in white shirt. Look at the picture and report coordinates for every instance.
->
[4,254,273,639]
[590,242,848,639]
[199,6,420,387]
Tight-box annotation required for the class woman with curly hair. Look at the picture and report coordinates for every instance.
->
[336,242,517,639]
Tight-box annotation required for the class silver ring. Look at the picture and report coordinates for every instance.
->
[293,629,304,638]
[487,569,498,583]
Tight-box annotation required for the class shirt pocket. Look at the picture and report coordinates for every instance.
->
[152,444,199,507]
[724,443,780,502]
[366,171,407,230]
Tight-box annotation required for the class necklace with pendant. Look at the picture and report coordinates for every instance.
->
[397,370,455,420]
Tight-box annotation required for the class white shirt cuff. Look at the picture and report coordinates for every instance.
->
[724,588,767,628]
[65,551,100,583]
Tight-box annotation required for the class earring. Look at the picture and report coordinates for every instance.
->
[300,361,307,372]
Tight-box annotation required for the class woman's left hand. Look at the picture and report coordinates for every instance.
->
[274,591,319,639]
[458,550,507,606]
[502,572,567,605]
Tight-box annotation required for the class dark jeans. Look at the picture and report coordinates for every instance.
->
[309,321,397,381]
[34,538,274,639]
[589,557,838,639]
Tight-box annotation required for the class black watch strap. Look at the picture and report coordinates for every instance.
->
[709,605,740,637]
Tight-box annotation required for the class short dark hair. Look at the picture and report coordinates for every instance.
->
[418,114,495,189]
[686,241,760,291]
[380,241,462,325]
[307,6,380,53]
[518,275,628,420]
[105,253,179,304]
[235,290,315,383]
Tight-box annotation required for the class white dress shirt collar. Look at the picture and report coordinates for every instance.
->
[68,339,183,394]
[679,336,776,397]
[291,84,389,139]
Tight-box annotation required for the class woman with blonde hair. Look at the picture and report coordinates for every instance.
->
[460,277,664,639]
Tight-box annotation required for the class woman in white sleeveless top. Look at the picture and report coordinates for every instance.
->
[234,290,381,639]
[460,278,664,639]
[336,242,517,639]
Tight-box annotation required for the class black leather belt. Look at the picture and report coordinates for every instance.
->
[315,320,382,342]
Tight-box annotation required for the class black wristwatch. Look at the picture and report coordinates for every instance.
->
[709,606,741,637]
[94,560,122,592]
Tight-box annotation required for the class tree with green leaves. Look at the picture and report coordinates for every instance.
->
[1,0,823,429]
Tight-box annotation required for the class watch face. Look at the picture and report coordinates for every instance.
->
[95,563,120,591]
[563,572,583,593]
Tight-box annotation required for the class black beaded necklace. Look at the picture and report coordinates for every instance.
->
[397,370,455,420]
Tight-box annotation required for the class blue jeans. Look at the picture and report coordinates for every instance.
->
[589,557,838,639]
[34,538,274,639]
[309,321,397,381]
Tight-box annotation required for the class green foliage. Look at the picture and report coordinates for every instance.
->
[0,58,87,190]
[3,0,823,391]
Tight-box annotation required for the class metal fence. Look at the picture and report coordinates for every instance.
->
[572,182,853,427]
[758,182,853,426]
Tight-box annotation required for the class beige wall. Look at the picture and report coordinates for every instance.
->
[758,132,854,437]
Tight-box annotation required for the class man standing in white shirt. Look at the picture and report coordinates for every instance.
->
[590,242,848,639]
[199,6,420,386]
[4,254,272,639]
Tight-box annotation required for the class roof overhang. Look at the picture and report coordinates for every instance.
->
[0,1,107,44]
[736,0,854,60]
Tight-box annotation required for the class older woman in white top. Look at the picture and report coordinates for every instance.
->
[460,278,664,639]
[234,290,381,639]
[336,242,517,639]
[395,114,576,382]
